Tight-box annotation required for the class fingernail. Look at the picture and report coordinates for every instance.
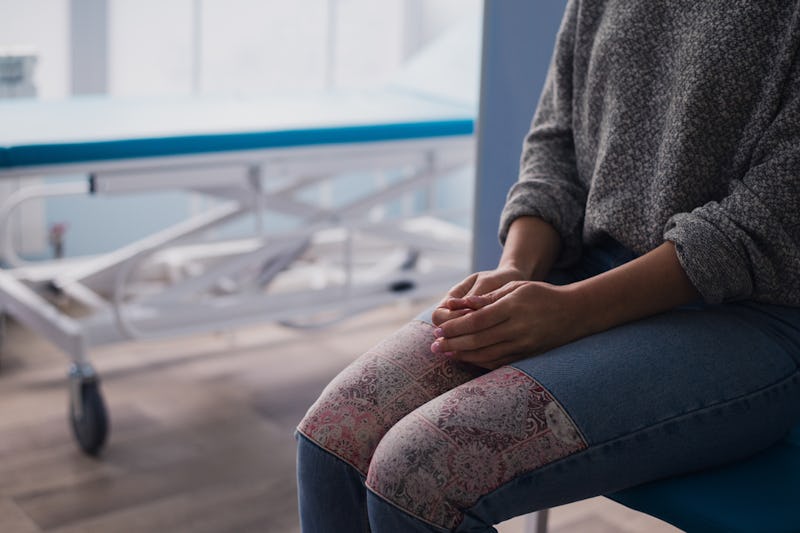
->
[443,351,455,357]
[433,328,444,337]
[431,341,442,353]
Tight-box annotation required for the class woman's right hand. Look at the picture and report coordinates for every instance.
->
[432,216,561,326]
[431,266,528,327]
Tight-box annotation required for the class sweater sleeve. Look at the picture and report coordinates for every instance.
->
[498,0,588,267]
[664,47,800,305]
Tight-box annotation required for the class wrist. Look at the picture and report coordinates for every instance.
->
[496,260,531,280]
[558,282,599,338]
[564,242,700,338]
[500,216,561,281]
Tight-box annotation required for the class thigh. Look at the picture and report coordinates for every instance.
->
[297,319,485,476]
[365,303,800,531]
[512,301,800,446]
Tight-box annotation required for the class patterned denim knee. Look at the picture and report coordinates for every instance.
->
[297,320,485,475]
[365,366,588,530]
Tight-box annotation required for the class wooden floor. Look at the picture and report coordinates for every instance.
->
[0,299,681,533]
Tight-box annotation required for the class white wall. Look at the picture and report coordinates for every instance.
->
[0,0,69,99]
[201,0,330,93]
[108,0,477,97]
[331,0,405,88]
[109,0,195,96]
[418,0,482,50]
[0,0,481,98]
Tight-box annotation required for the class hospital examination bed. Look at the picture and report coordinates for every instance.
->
[0,89,475,454]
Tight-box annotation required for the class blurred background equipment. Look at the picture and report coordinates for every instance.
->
[0,0,481,455]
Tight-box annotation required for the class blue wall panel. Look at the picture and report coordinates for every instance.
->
[472,1,567,271]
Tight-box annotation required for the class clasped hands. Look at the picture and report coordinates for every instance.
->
[430,267,584,369]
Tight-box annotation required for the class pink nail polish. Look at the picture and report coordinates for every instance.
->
[434,328,444,337]
[431,341,442,353]
[443,351,455,357]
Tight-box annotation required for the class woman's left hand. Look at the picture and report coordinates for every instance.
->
[430,281,586,369]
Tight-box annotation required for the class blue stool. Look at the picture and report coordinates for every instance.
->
[528,423,800,533]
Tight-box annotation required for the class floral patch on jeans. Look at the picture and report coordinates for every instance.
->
[297,320,485,475]
[365,366,587,530]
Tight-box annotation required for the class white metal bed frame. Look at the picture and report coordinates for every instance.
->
[0,133,474,454]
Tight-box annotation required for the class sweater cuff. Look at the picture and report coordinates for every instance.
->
[664,211,753,304]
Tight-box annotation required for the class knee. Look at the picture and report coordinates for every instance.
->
[298,319,478,477]
[365,367,589,531]
[366,412,464,530]
[297,356,384,475]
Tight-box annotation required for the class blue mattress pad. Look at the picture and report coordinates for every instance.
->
[0,89,474,170]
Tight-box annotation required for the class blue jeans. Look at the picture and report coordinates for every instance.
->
[296,241,800,532]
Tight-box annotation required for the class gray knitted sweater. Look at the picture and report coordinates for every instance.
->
[499,0,800,305]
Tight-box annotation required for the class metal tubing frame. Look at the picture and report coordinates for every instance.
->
[0,269,87,362]
[0,134,474,363]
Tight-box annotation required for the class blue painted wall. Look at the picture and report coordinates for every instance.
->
[471,1,567,271]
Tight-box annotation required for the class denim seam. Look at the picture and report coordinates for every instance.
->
[365,484,451,533]
[503,365,590,446]
[297,432,371,532]
[299,422,454,531]
[464,369,800,524]
[365,367,591,533]
[296,428,369,479]
[513,361,800,446]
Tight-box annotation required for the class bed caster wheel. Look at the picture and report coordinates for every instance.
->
[68,364,109,456]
